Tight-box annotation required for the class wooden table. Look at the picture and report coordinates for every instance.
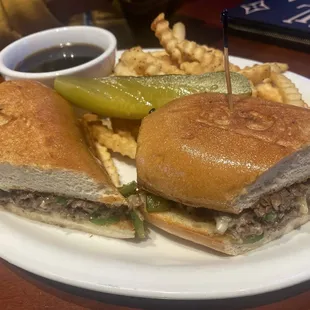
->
[2,1,310,309]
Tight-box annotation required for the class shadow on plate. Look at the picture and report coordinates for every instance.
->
[3,260,310,310]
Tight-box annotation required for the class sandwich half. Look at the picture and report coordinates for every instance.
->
[136,93,310,255]
[0,80,135,238]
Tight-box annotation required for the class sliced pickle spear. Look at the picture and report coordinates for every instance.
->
[54,72,251,119]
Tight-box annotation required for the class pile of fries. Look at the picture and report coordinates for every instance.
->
[83,114,140,186]
[84,13,307,186]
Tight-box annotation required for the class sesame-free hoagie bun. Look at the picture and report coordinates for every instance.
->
[137,93,310,214]
[136,93,310,254]
[0,80,134,239]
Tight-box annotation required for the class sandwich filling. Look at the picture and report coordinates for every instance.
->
[140,179,310,244]
[213,180,310,243]
[0,189,129,225]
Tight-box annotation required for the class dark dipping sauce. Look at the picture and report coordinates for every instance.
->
[15,43,104,73]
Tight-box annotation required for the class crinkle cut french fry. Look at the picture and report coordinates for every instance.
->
[149,51,175,66]
[177,40,223,67]
[256,83,283,103]
[150,13,245,75]
[266,62,288,73]
[172,22,186,42]
[114,46,184,76]
[110,118,141,141]
[270,72,305,107]
[114,61,138,76]
[83,113,112,129]
[95,143,120,187]
[240,64,271,86]
[249,81,257,98]
[80,116,119,186]
[151,13,185,64]
[91,124,137,159]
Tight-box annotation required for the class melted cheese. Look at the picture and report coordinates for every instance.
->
[215,216,231,234]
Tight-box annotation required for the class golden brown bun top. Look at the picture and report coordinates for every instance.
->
[0,80,124,204]
[136,93,310,212]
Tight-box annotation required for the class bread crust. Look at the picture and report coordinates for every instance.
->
[0,81,125,205]
[142,209,310,255]
[1,203,134,239]
[137,93,310,213]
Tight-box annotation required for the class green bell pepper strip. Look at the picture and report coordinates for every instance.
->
[146,194,171,213]
[263,212,277,223]
[130,210,146,239]
[244,233,264,244]
[119,181,137,197]
[56,197,68,205]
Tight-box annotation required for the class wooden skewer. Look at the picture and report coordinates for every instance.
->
[221,9,233,112]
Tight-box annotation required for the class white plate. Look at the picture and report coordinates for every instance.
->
[1,51,310,300]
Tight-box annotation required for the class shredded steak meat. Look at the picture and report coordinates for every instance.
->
[0,190,122,221]
[217,180,310,242]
